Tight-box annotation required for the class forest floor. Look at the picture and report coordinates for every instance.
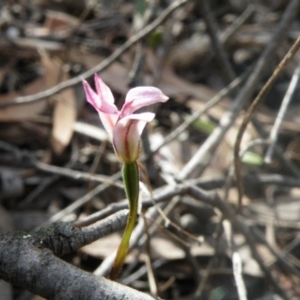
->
[1,0,300,299]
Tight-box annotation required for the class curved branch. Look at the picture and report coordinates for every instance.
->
[34,209,128,256]
[0,231,158,300]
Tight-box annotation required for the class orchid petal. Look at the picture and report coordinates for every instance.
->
[120,87,169,117]
[83,77,119,115]
[94,74,119,114]
[83,74,169,163]
[83,79,102,111]
[99,112,119,140]
[113,113,155,163]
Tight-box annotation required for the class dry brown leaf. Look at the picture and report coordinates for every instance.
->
[0,52,61,122]
[159,67,224,102]
[70,51,128,94]
[70,50,222,103]
[47,54,76,154]
[40,52,62,87]
[151,237,185,260]
[0,79,49,122]
[24,9,79,39]
[43,10,79,38]
[0,51,76,152]
[80,233,121,259]
[73,121,108,142]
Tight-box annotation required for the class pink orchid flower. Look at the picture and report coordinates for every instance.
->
[83,74,169,163]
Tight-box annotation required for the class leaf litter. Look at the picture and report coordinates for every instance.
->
[1,1,300,299]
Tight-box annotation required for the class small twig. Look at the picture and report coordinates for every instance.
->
[121,260,165,286]
[178,0,299,181]
[151,67,250,156]
[187,185,290,300]
[88,140,108,191]
[219,5,255,44]
[232,252,248,300]
[128,0,156,86]
[252,227,300,279]
[19,147,79,207]
[234,35,300,209]
[194,258,213,297]
[152,19,175,86]
[0,0,191,108]
[265,60,300,163]
[200,0,236,81]
[142,214,159,297]
[239,139,269,157]
[128,43,145,86]
[44,171,122,225]
[74,172,300,228]
[252,116,300,178]
[74,182,189,227]
[34,160,123,188]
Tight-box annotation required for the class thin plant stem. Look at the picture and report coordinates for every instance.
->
[109,161,139,280]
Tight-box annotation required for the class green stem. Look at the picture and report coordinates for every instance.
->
[109,161,139,280]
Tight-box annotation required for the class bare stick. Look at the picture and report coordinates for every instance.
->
[35,160,123,188]
[234,35,300,209]
[232,252,248,300]
[45,171,122,224]
[252,116,300,178]
[0,231,157,300]
[265,60,300,163]
[200,0,236,81]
